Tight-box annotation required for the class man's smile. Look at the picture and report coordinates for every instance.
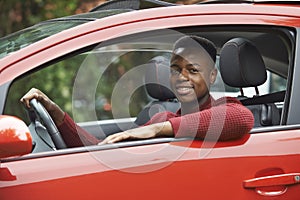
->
[175,84,194,96]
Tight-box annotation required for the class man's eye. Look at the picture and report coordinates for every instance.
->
[189,68,199,74]
[171,68,180,75]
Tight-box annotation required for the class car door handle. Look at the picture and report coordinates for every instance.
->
[243,173,300,188]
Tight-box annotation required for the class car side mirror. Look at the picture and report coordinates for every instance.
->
[0,115,32,159]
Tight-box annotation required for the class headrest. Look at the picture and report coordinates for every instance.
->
[145,55,176,100]
[220,38,267,87]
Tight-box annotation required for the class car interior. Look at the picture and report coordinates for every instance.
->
[219,37,281,127]
[2,25,294,154]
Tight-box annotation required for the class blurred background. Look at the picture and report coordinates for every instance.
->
[0,0,202,38]
[0,0,203,122]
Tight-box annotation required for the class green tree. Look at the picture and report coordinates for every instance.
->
[0,0,201,38]
[0,0,105,38]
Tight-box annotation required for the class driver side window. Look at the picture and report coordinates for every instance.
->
[3,38,173,124]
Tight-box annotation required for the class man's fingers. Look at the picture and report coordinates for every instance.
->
[20,92,39,109]
[98,135,116,145]
[109,133,128,144]
[98,132,129,145]
[20,88,51,109]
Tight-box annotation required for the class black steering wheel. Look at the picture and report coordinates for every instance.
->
[29,99,67,149]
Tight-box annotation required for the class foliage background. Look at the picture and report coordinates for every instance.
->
[1,0,202,123]
[0,0,201,38]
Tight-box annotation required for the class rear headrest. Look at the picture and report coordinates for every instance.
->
[145,55,176,100]
[220,38,267,87]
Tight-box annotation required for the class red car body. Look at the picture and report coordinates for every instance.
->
[0,1,300,199]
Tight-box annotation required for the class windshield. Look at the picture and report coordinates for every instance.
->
[0,9,131,59]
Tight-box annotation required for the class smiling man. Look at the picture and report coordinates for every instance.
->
[21,35,254,147]
[169,36,218,114]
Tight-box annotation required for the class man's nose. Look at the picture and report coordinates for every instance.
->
[179,68,189,80]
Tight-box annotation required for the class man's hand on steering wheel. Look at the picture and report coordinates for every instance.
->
[20,88,65,126]
[21,88,67,149]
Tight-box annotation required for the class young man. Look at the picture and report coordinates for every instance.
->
[21,35,254,147]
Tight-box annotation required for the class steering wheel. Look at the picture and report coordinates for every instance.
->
[29,99,67,149]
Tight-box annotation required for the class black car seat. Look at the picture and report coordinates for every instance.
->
[134,55,180,125]
[219,37,280,127]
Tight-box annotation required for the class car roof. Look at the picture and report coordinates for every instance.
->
[1,0,300,57]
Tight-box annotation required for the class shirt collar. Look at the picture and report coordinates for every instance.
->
[176,95,215,115]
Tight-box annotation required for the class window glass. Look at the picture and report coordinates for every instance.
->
[3,32,176,123]
[3,27,289,124]
[71,44,168,122]
[211,70,287,98]
[4,54,86,123]
[269,72,287,93]
[0,9,131,59]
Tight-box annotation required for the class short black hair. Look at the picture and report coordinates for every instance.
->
[173,35,217,63]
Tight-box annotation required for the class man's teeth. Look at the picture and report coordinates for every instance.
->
[177,87,192,92]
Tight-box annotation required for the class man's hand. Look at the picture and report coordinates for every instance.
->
[20,88,65,126]
[98,121,174,145]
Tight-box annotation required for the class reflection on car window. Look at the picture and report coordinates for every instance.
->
[4,36,174,123]
[270,72,287,93]
[0,10,131,59]
[72,47,165,122]
[3,27,289,124]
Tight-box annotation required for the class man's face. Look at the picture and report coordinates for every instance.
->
[170,47,217,105]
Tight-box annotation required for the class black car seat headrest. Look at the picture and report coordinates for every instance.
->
[145,55,176,100]
[219,38,281,127]
[220,37,267,88]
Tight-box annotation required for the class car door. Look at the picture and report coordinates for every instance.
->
[1,5,300,199]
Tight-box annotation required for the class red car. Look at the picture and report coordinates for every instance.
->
[1,0,300,199]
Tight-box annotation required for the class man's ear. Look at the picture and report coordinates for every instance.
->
[210,68,218,84]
